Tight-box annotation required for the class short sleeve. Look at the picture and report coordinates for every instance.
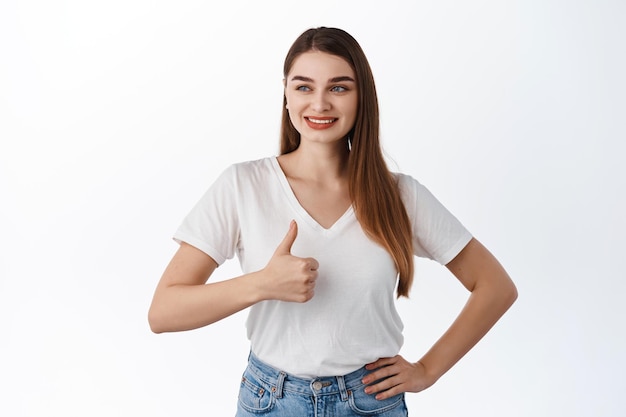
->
[173,165,240,265]
[397,174,473,265]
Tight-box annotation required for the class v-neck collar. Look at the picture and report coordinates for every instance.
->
[269,156,354,234]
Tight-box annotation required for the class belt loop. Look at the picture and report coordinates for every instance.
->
[337,375,349,401]
[275,371,286,399]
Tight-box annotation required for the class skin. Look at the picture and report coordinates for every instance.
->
[148,50,518,400]
[363,238,517,399]
[279,51,357,228]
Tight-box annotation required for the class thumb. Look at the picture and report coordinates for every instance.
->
[275,220,298,255]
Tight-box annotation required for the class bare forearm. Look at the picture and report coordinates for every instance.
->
[353,239,517,400]
[148,272,262,333]
[419,278,517,382]
[149,225,319,334]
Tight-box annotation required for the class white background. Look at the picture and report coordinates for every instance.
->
[1,1,625,416]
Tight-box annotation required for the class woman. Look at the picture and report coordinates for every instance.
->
[149,27,517,416]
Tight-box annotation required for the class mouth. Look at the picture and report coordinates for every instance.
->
[305,117,338,130]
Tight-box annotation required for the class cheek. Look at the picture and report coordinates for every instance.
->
[285,93,301,114]
[286,96,306,119]
[288,111,300,128]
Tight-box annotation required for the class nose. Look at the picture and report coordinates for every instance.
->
[311,91,331,112]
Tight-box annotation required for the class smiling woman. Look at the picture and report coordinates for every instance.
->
[148,26,517,417]
[284,54,357,141]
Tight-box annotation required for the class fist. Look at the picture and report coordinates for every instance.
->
[260,221,319,302]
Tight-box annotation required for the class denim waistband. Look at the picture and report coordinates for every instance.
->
[246,352,371,399]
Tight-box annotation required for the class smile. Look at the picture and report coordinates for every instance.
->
[305,117,338,130]
[306,117,336,124]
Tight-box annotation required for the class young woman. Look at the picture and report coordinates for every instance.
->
[149,27,517,416]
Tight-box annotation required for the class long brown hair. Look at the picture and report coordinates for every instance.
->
[280,27,414,297]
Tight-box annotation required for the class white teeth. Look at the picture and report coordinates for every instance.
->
[307,118,336,124]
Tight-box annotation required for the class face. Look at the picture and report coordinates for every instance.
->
[284,51,358,147]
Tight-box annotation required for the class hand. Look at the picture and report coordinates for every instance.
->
[362,355,436,400]
[259,221,319,303]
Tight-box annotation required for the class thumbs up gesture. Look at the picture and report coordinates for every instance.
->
[259,221,319,303]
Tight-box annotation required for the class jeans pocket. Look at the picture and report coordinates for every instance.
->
[348,388,405,416]
[237,369,276,414]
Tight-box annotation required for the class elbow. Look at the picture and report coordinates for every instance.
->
[502,278,518,311]
[510,282,519,303]
[478,273,518,313]
[149,322,164,335]
[148,306,167,334]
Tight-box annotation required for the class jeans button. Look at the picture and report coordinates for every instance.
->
[312,381,323,390]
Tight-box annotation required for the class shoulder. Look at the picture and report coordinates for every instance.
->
[392,171,425,200]
[391,171,446,215]
[209,157,283,199]
[228,156,275,172]
[218,156,277,181]
[195,157,278,207]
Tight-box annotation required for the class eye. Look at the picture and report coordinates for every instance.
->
[296,85,311,92]
[330,85,348,93]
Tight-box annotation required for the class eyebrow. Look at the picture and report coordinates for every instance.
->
[290,75,356,83]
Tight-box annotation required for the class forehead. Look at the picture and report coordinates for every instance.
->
[287,51,355,80]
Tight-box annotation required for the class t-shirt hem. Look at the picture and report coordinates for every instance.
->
[172,232,227,265]
[437,231,473,265]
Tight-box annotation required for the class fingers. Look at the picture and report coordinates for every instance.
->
[364,376,403,400]
[362,357,398,386]
[306,257,319,271]
[301,258,318,288]
[263,221,321,303]
[275,220,298,255]
[273,221,318,273]
[262,220,323,303]
[365,356,396,371]
[361,355,427,400]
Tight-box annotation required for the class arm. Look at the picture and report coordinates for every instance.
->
[363,238,518,399]
[148,242,258,333]
[148,221,319,333]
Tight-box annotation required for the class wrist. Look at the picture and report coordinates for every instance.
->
[245,269,271,303]
[416,360,442,387]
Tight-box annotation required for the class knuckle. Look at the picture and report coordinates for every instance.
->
[296,289,314,303]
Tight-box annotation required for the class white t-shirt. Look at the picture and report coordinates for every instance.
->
[174,156,472,377]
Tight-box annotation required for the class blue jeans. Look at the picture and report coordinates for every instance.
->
[236,352,408,416]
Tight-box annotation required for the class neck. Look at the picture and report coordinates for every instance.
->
[282,140,350,182]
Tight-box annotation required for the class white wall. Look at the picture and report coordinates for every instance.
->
[1,0,624,415]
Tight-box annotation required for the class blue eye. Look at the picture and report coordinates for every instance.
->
[296,85,311,92]
[331,85,348,93]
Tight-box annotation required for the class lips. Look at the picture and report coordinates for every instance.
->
[305,117,338,130]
